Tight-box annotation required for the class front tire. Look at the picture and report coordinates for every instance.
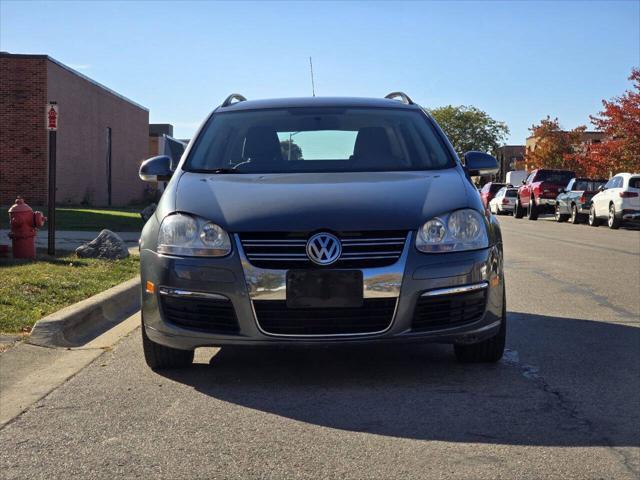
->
[142,323,194,370]
[454,290,506,363]
[608,203,621,229]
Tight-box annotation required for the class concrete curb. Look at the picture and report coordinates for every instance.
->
[28,276,141,348]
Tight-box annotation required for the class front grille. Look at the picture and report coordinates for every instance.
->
[239,231,407,269]
[161,295,239,334]
[254,298,397,335]
[412,288,487,331]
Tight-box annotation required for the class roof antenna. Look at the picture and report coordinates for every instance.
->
[309,56,316,97]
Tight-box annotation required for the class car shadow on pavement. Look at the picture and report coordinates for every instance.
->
[160,312,640,447]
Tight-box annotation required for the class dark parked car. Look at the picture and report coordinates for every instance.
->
[554,178,607,224]
[137,93,506,370]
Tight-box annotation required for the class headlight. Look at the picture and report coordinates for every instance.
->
[416,209,488,253]
[157,213,231,257]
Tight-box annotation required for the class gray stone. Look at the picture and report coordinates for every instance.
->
[75,229,129,260]
[140,203,157,222]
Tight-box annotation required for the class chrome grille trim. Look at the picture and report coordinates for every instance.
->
[239,231,408,269]
[236,232,412,302]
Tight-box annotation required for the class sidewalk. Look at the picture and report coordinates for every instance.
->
[0,230,140,252]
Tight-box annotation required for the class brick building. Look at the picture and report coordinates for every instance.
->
[0,52,149,207]
[494,145,525,182]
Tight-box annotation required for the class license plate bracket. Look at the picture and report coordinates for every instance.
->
[286,270,363,308]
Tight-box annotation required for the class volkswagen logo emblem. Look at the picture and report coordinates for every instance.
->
[306,233,342,266]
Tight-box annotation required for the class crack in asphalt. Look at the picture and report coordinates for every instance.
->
[501,226,640,257]
[503,349,639,476]
[505,258,639,321]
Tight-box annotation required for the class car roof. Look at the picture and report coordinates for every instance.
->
[216,96,423,112]
[613,172,640,179]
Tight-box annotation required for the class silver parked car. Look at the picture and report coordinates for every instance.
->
[489,186,518,215]
[138,93,506,369]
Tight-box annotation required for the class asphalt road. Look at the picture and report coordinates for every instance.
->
[1,215,639,479]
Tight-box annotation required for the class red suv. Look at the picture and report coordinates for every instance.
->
[514,169,575,220]
[480,182,506,209]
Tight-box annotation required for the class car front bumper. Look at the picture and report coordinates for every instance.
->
[140,234,504,350]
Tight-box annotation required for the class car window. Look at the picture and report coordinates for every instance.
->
[505,189,517,198]
[186,108,455,173]
[535,170,575,184]
[629,177,640,189]
[611,176,622,188]
[489,183,505,194]
[574,180,606,191]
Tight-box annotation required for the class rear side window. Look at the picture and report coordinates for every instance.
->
[628,177,640,189]
[186,108,455,173]
[489,184,505,194]
[535,170,575,184]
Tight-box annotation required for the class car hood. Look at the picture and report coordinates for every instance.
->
[174,169,471,232]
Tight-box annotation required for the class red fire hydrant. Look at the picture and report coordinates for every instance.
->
[8,197,47,259]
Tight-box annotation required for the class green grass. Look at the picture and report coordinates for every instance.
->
[0,254,139,333]
[52,207,144,231]
[1,206,144,231]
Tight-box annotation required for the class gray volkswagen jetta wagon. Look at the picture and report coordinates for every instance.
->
[138,92,506,369]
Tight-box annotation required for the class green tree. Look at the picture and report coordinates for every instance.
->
[428,105,510,158]
[280,140,303,160]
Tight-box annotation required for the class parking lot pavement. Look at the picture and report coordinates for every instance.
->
[1,214,638,479]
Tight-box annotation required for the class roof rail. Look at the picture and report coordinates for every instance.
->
[221,93,247,108]
[384,91,414,105]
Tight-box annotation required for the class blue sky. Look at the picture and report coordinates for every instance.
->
[1,1,638,143]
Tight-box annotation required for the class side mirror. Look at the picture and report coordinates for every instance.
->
[522,179,527,185]
[598,185,606,192]
[558,188,565,194]
[139,155,173,182]
[463,151,499,177]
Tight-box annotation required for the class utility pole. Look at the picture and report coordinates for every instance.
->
[309,57,316,97]
[46,101,58,256]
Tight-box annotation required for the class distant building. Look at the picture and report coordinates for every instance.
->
[147,124,187,196]
[0,52,149,207]
[148,123,187,167]
[525,130,606,170]
[525,130,605,152]
[494,145,525,182]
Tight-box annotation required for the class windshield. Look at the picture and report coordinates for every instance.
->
[185,108,455,173]
[505,189,517,197]
[536,170,575,184]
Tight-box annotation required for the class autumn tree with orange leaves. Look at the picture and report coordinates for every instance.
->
[584,68,640,176]
[524,117,586,171]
